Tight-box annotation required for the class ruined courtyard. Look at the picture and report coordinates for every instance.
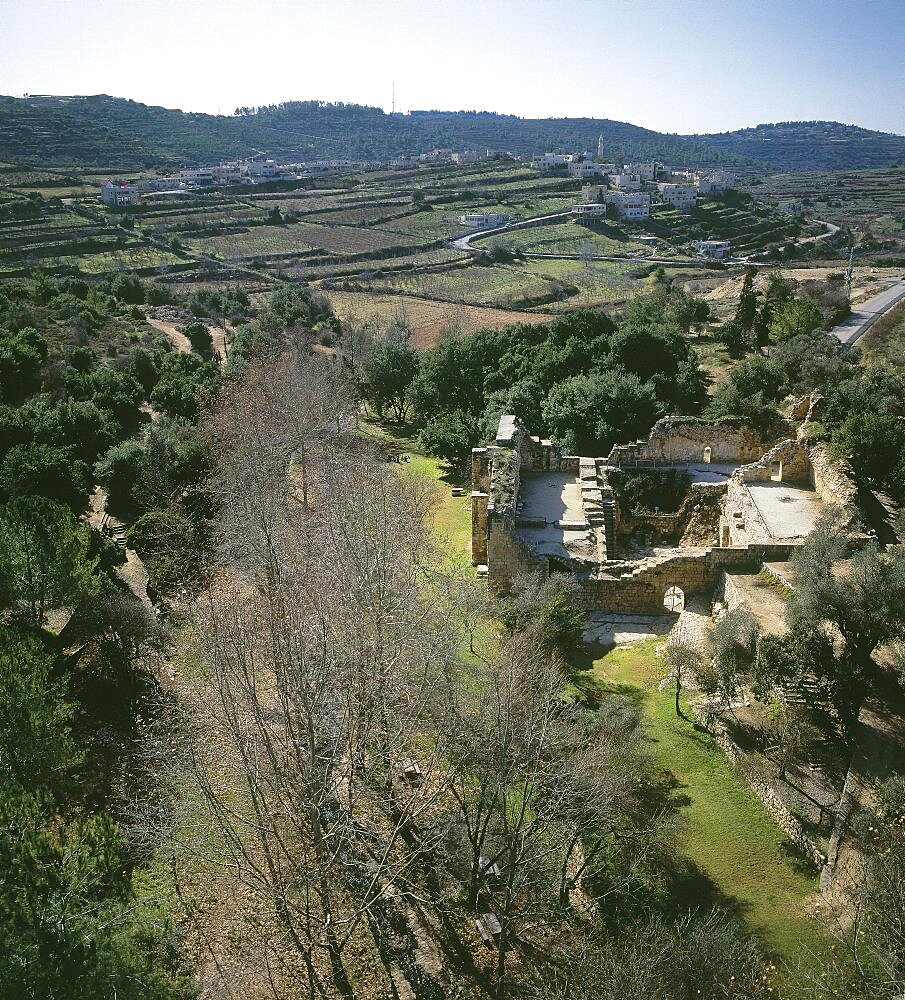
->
[471,404,860,616]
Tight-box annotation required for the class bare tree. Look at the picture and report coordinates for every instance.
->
[170,354,461,997]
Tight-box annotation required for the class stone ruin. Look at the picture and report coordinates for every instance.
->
[471,408,861,615]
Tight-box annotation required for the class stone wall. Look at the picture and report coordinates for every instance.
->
[736,438,812,485]
[607,417,774,467]
[619,482,727,547]
[471,491,489,565]
[486,519,546,596]
[580,543,798,614]
[722,478,774,546]
[692,704,826,868]
[807,441,860,523]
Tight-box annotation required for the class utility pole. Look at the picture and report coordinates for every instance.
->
[392,80,395,115]
[846,243,856,297]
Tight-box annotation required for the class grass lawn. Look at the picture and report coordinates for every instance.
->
[360,421,473,559]
[585,639,825,965]
[859,297,905,367]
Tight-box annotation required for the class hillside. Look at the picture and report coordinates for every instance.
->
[0,95,743,170]
[696,121,905,172]
[1,96,902,173]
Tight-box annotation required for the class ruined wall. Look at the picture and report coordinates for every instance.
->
[607,417,774,467]
[471,447,491,493]
[807,442,860,522]
[722,478,773,546]
[471,491,489,565]
[486,519,546,596]
[736,438,811,485]
[580,543,798,614]
[619,482,727,547]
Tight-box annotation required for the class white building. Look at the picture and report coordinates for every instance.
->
[571,203,609,219]
[610,173,642,191]
[458,211,510,228]
[100,180,140,206]
[419,148,452,162]
[532,152,574,170]
[179,167,214,187]
[624,161,660,179]
[657,183,697,211]
[568,161,610,179]
[694,239,731,259]
[136,176,182,192]
[247,158,280,179]
[581,183,608,203]
[212,163,244,185]
[606,191,651,221]
[695,169,736,195]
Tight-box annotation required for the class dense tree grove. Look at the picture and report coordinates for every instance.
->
[709,323,905,499]
[0,271,333,995]
[359,288,710,466]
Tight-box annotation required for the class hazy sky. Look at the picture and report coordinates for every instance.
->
[1,0,903,135]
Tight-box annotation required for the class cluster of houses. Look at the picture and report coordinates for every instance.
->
[99,154,383,206]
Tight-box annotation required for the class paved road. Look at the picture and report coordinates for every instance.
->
[451,210,775,269]
[832,278,905,345]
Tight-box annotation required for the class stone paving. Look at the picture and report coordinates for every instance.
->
[747,482,824,540]
[583,612,674,647]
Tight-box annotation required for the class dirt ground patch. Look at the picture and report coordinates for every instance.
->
[325,289,555,349]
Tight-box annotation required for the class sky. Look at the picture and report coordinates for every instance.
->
[1,0,903,135]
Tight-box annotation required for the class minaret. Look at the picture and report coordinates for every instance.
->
[597,133,605,161]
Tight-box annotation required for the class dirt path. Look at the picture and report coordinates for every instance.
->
[145,314,229,363]
[145,316,191,353]
[87,486,154,611]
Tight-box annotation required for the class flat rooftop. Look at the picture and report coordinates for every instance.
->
[642,462,738,485]
[515,471,597,562]
[747,482,824,540]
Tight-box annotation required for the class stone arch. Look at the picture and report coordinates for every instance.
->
[703,446,712,464]
[770,460,783,482]
[664,585,685,613]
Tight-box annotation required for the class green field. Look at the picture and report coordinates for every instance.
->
[354,260,575,309]
[482,220,673,258]
[585,640,824,963]
[859,297,905,365]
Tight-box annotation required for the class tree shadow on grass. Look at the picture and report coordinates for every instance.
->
[661,857,748,925]
[777,838,822,878]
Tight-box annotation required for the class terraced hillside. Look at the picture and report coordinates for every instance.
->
[750,167,905,258]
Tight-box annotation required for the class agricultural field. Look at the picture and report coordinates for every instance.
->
[289,245,468,281]
[349,260,577,310]
[750,166,905,257]
[479,220,676,258]
[517,258,661,311]
[647,196,806,256]
[324,288,555,348]
[185,219,430,260]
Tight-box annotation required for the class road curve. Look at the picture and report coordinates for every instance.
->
[832,278,905,345]
[451,211,762,269]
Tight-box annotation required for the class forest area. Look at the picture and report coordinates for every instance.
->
[0,266,903,1000]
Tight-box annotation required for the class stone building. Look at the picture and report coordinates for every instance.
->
[471,412,860,616]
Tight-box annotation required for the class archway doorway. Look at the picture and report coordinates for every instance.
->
[664,585,685,613]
